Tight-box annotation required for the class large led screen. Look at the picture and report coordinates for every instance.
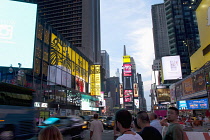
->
[123,64,132,76]
[0,0,37,68]
[187,98,208,110]
[124,90,133,102]
[177,100,188,110]
[162,55,182,80]
[124,76,132,89]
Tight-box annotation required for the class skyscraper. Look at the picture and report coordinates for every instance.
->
[36,0,101,63]
[152,3,170,60]
[101,50,110,79]
[164,0,200,77]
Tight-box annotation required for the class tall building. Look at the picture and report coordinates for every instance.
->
[101,50,110,79]
[137,73,147,111]
[36,0,101,63]
[152,3,170,60]
[164,0,200,77]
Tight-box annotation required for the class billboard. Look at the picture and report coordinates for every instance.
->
[162,55,182,80]
[134,99,139,108]
[0,0,37,68]
[119,84,123,98]
[175,82,183,100]
[123,64,132,76]
[156,86,170,102]
[182,77,194,96]
[177,98,209,110]
[170,84,176,103]
[133,83,138,97]
[192,70,206,93]
[124,90,133,102]
[90,65,101,96]
[123,55,131,63]
[187,98,208,110]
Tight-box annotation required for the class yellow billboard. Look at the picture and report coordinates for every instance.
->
[90,65,101,96]
[123,55,131,63]
[50,33,89,81]
[191,1,210,72]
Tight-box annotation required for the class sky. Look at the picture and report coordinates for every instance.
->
[100,0,164,111]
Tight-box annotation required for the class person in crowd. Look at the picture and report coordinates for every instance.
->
[160,118,170,137]
[90,114,104,140]
[115,109,143,140]
[149,113,162,134]
[163,107,184,140]
[38,125,63,140]
[136,111,162,140]
[114,120,121,140]
[203,116,209,126]
[132,118,142,133]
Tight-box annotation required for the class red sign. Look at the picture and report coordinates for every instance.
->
[123,64,132,76]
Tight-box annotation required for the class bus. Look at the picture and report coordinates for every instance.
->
[0,82,36,140]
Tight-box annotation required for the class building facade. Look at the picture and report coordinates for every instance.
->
[101,50,110,79]
[36,0,101,64]
[164,0,200,77]
[152,3,170,60]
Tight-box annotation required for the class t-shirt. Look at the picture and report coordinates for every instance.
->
[150,119,162,134]
[163,123,184,140]
[117,133,143,140]
[137,126,162,140]
[90,119,104,140]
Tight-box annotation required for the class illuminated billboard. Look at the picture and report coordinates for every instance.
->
[156,86,170,102]
[169,84,176,103]
[134,99,139,108]
[123,55,131,63]
[119,84,123,98]
[182,77,194,96]
[162,55,182,80]
[124,90,133,102]
[177,98,209,110]
[0,0,37,68]
[90,65,101,96]
[133,83,138,97]
[123,64,132,76]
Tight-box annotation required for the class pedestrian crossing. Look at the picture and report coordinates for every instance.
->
[103,130,114,134]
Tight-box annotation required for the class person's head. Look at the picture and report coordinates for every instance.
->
[93,114,99,119]
[149,113,158,121]
[38,126,63,140]
[115,109,132,131]
[167,107,179,122]
[137,111,150,128]
[133,118,141,131]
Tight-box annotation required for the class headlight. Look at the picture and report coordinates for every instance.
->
[104,123,107,125]
[84,121,87,124]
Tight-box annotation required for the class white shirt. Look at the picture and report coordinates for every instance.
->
[150,119,162,134]
[90,119,104,140]
[117,133,143,140]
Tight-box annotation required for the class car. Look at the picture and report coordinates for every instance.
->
[98,116,107,122]
[79,115,92,129]
[37,116,85,139]
[103,116,115,129]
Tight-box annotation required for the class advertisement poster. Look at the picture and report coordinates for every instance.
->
[133,83,138,97]
[124,90,133,102]
[119,84,123,98]
[175,82,183,100]
[192,70,206,93]
[182,77,194,96]
[170,84,176,103]
[123,64,132,76]
[156,88,170,102]
[161,55,182,80]
[187,98,208,110]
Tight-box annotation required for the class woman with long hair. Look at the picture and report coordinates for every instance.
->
[38,126,63,140]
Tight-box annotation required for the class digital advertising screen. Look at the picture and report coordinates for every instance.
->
[123,64,132,76]
[0,0,37,68]
[187,98,208,110]
[177,100,188,110]
[162,55,182,80]
[124,90,133,102]
[124,76,132,89]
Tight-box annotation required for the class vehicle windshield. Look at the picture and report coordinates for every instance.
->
[106,116,114,120]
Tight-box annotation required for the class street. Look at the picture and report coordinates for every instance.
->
[83,129,114,140]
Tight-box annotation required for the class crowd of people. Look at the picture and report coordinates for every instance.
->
[37,106,209,140]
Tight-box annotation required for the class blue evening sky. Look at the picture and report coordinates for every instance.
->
[101,0,164,110]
